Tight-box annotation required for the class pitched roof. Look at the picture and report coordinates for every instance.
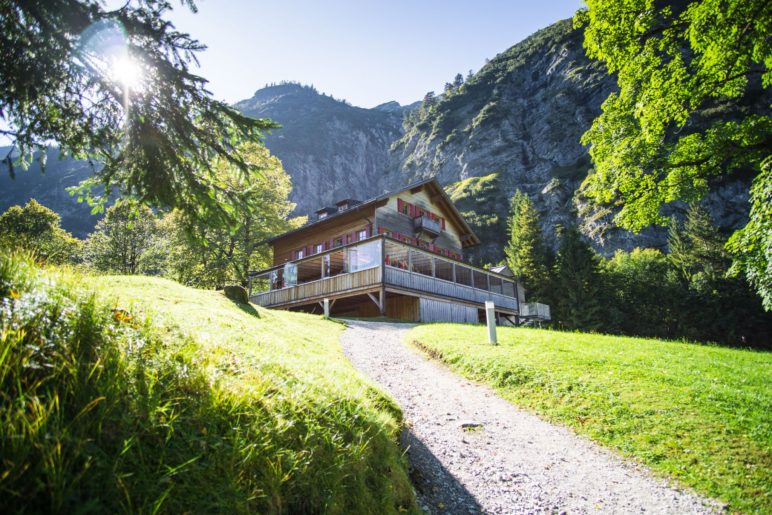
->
[266,177,481,247]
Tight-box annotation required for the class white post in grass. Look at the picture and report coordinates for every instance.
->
[485,301,497,344]
[323,298,330,319]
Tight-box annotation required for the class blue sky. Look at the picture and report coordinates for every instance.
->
[166,1,583,108]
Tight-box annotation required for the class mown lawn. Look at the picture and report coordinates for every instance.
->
[0,252,417,513]
[409,324,771,514]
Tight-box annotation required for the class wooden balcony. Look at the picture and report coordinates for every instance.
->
[250,267,381,308]
[413,215,442,237]
[249,236,519,315]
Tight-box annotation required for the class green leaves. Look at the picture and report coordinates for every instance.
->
[576,0,772,307]
[1,0,278,231]
[504,190,552,302]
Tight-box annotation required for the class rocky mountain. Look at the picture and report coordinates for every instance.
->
[0,18,752,262]
[234,84,406,216]
[0,148,102,238]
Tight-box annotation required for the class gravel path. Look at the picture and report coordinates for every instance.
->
[340,320,720,515]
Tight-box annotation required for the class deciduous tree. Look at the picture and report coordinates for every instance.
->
[0,199,81,263]
[85,200,157,274]
[164,143,302,288]
[575,0,772,307]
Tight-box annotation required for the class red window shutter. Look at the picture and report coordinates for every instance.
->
[397,198,404,213]
[441,218,446,230]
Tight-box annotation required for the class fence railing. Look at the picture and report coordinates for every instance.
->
[249,236,518,312]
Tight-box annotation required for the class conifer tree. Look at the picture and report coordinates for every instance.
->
[553,225,603,331]
[668,205,730,292]
[667,205,772,345]
[504,190,551,302]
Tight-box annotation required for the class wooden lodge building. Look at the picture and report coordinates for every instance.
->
[249,178,527,324]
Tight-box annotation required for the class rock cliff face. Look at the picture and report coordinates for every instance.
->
[389,19,615,260]
[234,84,405,216]
[233,20,749,263]
[387,19,750,261]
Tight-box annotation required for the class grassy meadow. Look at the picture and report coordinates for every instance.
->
[0,253,417,513]
[409,324,771,513]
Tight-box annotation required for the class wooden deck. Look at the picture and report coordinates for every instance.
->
[250,236,519,315]
[251,267,382,308]
[384,266,517,312]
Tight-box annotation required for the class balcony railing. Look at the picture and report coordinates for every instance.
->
[249,235,518,312]
[413,215,442,236]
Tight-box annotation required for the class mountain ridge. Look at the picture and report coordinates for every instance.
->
[0,18,752,262]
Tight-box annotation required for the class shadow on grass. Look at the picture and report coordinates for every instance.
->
[401,428,483,514]
[234,301,260,318]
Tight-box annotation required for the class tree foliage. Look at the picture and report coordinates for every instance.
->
[85,200,157,274]
[161,143,302,288]
[601,248,682,338]
[0,199,81,263]
[0,0,277,228]
[504,190,552,302]
[575,0,772,306]
[553,226,603,331]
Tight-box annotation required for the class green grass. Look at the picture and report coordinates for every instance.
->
[408,324,772,514]
[0,252,417,513]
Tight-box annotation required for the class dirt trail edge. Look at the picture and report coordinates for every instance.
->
[340,320,720,515]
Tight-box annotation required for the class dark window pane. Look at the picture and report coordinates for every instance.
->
[435,258,453,281]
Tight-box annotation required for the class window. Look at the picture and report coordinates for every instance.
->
[314,243,324,254]
[455,265,472,286]
[333,237,343,248]
[398,198,410,215]
[347,240,382,272]
[357,229,368,241]
[489,275,503,294]
[435,258,453,281]
[295,248,305,259]
[410,250,433,276]
[473,271,489,290]
[385,240,409,269]
[284,262,297,287]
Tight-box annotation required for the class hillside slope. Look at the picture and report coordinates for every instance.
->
[391,19,751,259]
[0,253,416,513]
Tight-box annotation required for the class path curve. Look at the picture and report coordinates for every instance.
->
[340,320,719,514]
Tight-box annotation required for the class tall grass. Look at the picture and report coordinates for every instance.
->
[0,252,416,513]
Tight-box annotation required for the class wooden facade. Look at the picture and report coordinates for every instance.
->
[251,179,518,324]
